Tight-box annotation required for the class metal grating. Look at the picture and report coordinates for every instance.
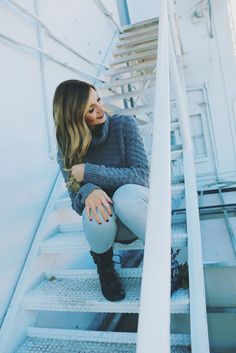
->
[22,271,189,314]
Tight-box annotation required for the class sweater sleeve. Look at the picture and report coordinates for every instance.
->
[56,150,100,215]
[83,115,149,189]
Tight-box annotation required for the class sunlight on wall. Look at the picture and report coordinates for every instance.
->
[228,0,236,56]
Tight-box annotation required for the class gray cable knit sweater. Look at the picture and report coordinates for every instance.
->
[57,114,150,215]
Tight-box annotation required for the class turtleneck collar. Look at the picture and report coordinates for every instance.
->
[89,113,110,147]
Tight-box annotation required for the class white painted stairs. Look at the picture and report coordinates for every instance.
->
[17,329,191,353]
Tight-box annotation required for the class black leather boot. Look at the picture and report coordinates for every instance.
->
[171,248,189,296]
[90,247,125,302]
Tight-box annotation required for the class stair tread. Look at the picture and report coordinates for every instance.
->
[41,221,187,254]
[22,269,189,313]
[98,72,156,89]
[121,17,159,32]
[110,50,157,65]
[113,41,157,56]
[116,33,158,48]
[102,87,155,101]
[17,328,190,352]
[104,60,156,76]
[119,25,158,40]
[17,340,190,353]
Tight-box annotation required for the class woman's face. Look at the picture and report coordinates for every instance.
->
[85,88,106,128]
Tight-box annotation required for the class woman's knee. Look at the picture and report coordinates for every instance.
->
[113,184,148,213]
[113,184,136,202]
[112,185,148,242]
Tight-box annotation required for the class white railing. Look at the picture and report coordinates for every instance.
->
[0,31,102,83]
[7,0,109,69]
[136,0,172,352]
[169,39,210,353]
[168,1,210,352]
[137,0,210,352]
[0,172,62,353]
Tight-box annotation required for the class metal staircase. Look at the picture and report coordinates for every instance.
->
[0,9,209,353]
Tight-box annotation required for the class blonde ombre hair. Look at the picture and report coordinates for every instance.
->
[53,80,96,192]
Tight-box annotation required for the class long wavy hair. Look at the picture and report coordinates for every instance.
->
[53,79,96,192]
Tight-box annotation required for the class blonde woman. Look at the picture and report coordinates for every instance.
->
[53,79,182,301]
[53,79,149,301]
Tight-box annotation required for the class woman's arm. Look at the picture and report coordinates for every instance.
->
[69,183,101,215]
[57,150,101,215]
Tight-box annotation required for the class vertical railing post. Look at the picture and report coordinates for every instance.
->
[169,30,210,353]
[136,0,171,352]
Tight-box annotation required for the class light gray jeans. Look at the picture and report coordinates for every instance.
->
[82,184,149,253]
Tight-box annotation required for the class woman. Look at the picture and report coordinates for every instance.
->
[53,79,149,302]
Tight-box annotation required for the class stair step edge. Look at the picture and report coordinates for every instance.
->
[26,327,191,346]
[41,230,187,253]
[113,41,157,56]
[22,285,190,314]
[97,72,156,89]
[119,26,158,40]
[116,34,158,48]
[110,50,157,65]
[121,17,159,32]
[104,60,156,76]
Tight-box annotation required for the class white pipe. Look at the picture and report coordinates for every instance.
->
[7,0,109,69]
[169,35,210,353]
[0,31,103,83]
[136,0,171,352]
[168,0,184,56]
[207,0,214,38]
[94,0,122,33]
[202,84,221,179]
[33,0,54,160]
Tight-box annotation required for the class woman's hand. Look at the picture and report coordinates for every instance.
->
[71,164,85,183]
[85,189,113,224]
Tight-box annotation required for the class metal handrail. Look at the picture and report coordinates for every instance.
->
[7,0,109,69]
[207,0,214,38]
[0,31,102,83]
[218,188,236,255]
[136,0,171,352]
[0,172,62,353]
[137,1,210,351]
[169,1,210,350]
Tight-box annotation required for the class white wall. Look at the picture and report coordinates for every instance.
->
[127,0,236,182]
[127,0,159,23]
[0,0,118,327]
[175,0,236,182]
